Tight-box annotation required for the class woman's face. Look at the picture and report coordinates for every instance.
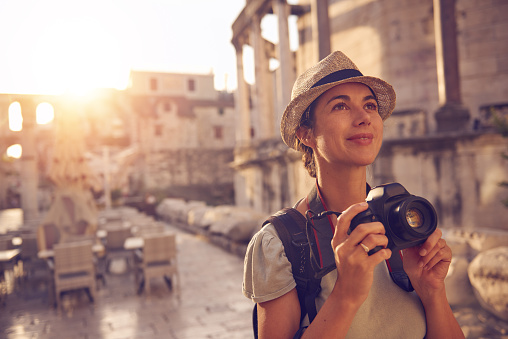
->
[301,82,384,169]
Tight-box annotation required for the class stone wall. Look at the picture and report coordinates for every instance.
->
[373,131,508,230]
[235,131,508,232]
[142,148,235,205]
[295,0,508,132]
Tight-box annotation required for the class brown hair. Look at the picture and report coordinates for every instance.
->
[293,103,317,178]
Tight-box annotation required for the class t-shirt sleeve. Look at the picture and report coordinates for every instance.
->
[242,224,296,303]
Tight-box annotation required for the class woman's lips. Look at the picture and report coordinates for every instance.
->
[347,133,374,145]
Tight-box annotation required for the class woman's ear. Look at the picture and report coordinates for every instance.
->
[296,126,314,148]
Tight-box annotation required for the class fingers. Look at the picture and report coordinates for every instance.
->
[332,202,369,243]
[415,229,452,270]
[332,202,391,262]
[417,228,442,257]
[418,238,451,270]
[358,233,389,254]
[333,202,385,242]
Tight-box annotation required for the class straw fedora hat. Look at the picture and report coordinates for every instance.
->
[280,51,396,149]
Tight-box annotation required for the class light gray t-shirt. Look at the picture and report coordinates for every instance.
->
[243,223,427,338]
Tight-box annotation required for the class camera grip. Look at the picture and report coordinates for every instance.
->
[348,209,379,235]
[349,210,384,256]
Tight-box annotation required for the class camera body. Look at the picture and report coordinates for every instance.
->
[349,183,437,256]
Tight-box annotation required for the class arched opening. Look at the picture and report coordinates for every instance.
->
[8,102,22,131]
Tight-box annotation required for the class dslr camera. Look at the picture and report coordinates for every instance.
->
[349,183,437,256]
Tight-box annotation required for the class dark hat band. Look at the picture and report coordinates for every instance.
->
[311,69,363,88]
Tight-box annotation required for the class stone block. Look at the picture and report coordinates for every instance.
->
[464,228,508,253]
[468,246,508,321]
[445,256,478,307]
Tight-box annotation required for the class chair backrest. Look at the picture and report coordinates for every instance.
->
[105,227,132,250]
[37,223,61,251]
[20,234,39,259]
[53,241,94,275]
[133,222,165,236]
[143,233,177,263]
[0,235,14,250]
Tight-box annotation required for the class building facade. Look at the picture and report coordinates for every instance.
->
[231,0,508,230]
[0,71,237,216]
[126,71,236,203]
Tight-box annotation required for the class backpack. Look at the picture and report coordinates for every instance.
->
[252,207,322,339]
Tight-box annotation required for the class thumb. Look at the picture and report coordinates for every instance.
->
[333,202,368,244]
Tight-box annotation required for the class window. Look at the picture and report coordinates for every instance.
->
[214,126,223,140]
[8,102,22,131]
[188,79,195,92]
[150,78,158,91]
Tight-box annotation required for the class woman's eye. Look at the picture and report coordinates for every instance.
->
[365,102,378,110]
[332,103,347,110]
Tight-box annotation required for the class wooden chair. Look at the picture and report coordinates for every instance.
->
[134,233,179,296]
[53,241,96,309]
[36,223,61,251]
[104,226,132,273]
[0,235,15,250]
[20,234,43,277]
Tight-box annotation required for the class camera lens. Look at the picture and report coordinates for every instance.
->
[406,208,424,228]
[389,197,437,241]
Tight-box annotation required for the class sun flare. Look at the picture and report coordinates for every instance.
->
[32,18,130,95]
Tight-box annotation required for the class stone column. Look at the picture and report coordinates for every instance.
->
[18,98,39,223]
[311,0,331,61]
[433,0,470,132]
[274,0,295,133]
[251,13,274,140]
[102,146,112,210]
[234,40,252,145]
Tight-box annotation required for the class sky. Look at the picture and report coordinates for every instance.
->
[0,0,260,95]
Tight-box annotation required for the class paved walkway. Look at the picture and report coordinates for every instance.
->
[0,221,254,339]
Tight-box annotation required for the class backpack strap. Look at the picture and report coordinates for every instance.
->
[253,207,322,338]
[264,208,322,324]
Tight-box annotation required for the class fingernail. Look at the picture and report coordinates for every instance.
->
[418,261,424,268]
[360,202,368,207]
[419,249,427,256]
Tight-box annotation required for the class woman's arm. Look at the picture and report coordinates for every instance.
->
[420,288,464,339]
[403,229,465,339]
[257,289,301,339]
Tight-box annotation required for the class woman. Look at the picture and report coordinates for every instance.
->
[242,51,464,338]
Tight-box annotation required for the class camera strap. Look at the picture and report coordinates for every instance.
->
[386,252,414,292]
[304,183,339,279]
[305,182,414,292]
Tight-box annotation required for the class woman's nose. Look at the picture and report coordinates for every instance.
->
[353,107,371,126]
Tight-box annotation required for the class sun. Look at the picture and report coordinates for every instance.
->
[32,18,130,94]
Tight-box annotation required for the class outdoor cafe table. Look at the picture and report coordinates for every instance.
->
[0,249,20,265]
[123,237,144,251]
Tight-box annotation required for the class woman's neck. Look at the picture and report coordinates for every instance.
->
[315,165,368,212]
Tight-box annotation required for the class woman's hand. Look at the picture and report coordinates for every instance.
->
[330,202,392,306]
[402,228,452,300]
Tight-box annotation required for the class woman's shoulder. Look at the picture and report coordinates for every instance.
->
[243,222,297,303]
[246,222,284,259]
